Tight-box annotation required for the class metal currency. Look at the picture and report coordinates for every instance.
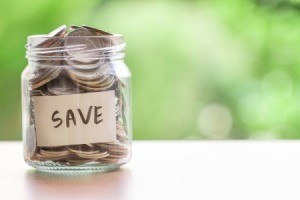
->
[34,25,67,48]
[27,25,129,166]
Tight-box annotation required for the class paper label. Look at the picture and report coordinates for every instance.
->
[33,91,116,147]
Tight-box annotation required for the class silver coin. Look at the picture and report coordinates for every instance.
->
[30,66,62,89]
[46,76,81,95]
[65,27,110,63]
[48,25,67,37]
[72,74,113,87]
[82,25,112,36]
[68,148,99,155]
[65,27,96,55]
[67,68,109,82]
[76,152,109,160]
[69,25,80,31]
[67,63,110,80]
[74,77,115,91]
[40,148,69,156]
[37,154,68,161]
[30,89,43,96]
[82,25,114,48]
[35,25,67,48]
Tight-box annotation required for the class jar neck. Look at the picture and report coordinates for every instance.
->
[27,57,125,68]
[26,35,125,66]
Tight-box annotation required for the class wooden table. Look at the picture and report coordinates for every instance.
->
[1,141,300,200]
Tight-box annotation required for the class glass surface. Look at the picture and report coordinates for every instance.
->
[22,35,131,172]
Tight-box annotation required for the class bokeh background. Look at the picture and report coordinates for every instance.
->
[1,0,300,140]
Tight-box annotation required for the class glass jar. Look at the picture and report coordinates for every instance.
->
[22,31,131,172]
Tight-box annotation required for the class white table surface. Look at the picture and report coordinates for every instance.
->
[1,141,300,200]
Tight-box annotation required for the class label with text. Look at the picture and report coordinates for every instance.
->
[33,91,116,147]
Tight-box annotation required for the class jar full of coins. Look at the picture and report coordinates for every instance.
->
[22,25,131,172]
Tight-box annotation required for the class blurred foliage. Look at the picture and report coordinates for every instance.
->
[1,0,300,140]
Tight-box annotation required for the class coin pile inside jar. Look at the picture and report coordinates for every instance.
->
[26,25,130,166]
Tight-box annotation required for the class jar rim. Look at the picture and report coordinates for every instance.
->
[25,34,125,61]
[27,34,123,41]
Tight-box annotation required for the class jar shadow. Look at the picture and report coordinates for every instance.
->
[24,168,132,200]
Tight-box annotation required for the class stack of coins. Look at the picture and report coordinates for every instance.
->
[26,25,129,166]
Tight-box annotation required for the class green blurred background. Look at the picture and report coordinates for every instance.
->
[1,0,300,140]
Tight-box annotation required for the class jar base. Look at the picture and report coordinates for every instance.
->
[26,159,124,173]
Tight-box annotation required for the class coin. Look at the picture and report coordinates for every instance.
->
[48,25,67,37]
[35,25,67,48]
[76,151,109,160]
[46,76,82,95]
[82,25,112,36]
[67,62,110,80]
[30,66,62,89]
[69,25,80,30]
[65,27,96,51]
[82,25,115,48]
[37,147,70,161]
[65,27,106,66]
[27,25,129,165]
[73,77,115,91]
